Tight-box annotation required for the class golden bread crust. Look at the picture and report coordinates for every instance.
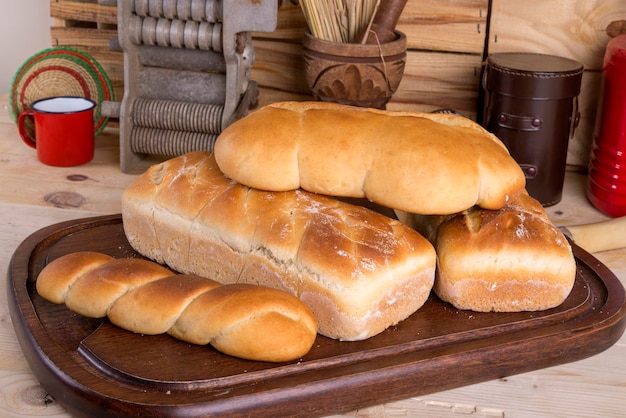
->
[214,101,526,215]
[122,151,437,340]
[411,193,576,312]
[36,253,318,362]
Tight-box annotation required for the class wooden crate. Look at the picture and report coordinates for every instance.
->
[49,0,626,168]
[49,0,123,104]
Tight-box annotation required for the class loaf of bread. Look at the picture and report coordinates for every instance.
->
[36,251,318,362]
[401,193,577,312]
[121,151,437,341]
[213,101,526,215]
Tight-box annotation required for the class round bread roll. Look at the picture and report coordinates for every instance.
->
[406,193,577,312]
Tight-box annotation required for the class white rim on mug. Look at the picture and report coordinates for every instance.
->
[31,96,96,114]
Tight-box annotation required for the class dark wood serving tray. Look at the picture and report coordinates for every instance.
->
[7,214,626,417]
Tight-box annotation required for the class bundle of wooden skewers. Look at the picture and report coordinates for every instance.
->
[299,0,381,43]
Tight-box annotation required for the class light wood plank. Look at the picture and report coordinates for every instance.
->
[487,0,625,69]
[253,2,308,40]
[396,0,489,54]
[250,39,310,96]
[388,51,483,117]
[485,0,626,168]
[0,371,68,417]
[50,1,117,25]
[258,0,489,53]
[50,26,117,49]
[0,123,136,214]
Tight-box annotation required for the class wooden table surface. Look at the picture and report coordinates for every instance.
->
[1,94,625,417]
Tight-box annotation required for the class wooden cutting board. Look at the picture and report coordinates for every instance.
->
[7,215,626,418]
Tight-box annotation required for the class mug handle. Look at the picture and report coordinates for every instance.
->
[17,110,37,149]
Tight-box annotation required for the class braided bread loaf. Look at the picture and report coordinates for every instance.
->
[36,251,318,362]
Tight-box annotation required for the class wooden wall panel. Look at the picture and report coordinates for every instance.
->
[487,0,623,68]
[396,0,489,54]
[252,0,488,119]
[48,0,626,168]
[256,1,489,52]
[486,0,626,168]
[387,51,483,117]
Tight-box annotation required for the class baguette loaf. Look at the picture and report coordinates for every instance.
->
[213,101,526,215]
[121,151,437,341]
[403,193,576,312]
[36,251,318,362]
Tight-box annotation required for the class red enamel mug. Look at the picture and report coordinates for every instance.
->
[18,96,96,167]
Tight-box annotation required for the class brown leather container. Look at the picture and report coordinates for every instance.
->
[481,52,583,206]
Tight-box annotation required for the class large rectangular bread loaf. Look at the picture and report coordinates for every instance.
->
[121,151,437,340]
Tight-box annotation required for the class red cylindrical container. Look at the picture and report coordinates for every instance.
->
[587,34,626,217]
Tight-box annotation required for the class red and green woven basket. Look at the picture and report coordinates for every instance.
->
[9,46,114,140]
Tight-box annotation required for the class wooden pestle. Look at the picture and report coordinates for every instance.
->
[363,0,408,44]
